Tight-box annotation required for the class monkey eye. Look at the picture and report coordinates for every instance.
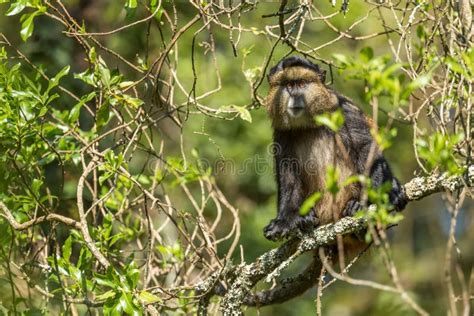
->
[285,80,308,88]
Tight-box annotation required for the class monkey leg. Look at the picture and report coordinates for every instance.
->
[264,211,319,241]
[342,199,362,217]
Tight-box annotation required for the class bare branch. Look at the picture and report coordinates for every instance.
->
[0,202,81,230]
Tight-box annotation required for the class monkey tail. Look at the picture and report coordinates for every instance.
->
[242,257,322,306]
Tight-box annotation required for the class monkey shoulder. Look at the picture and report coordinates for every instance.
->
[336,96,372,140]
[336,96,369,126]
[332,94,378,174]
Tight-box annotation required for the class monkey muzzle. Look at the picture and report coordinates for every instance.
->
[287,94,305,117]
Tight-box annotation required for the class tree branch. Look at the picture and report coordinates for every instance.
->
[207,166,474,315]
[0,201,81,230]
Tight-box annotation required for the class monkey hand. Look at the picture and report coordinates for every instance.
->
[389,187,407,212]
[264,213,319,241]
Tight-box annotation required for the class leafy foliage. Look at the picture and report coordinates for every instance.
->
[334,47,432,107]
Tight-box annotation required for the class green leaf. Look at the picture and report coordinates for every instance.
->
[96,101,111,129]
[315,116,337,131]
[62,235,73,261]
[235,106,252,122]
[325,166,340,194]
[218,105,252,122]
[119,292,136,315]
[99,171,113,185]
[154,7,164,22]
[416,25,426,39]
[243,67,261,83]
[6,1,27,16]
[342,174,366,187]
[138,291,162,304]
[96,290,117,301]
[20,13,34,41]
[416,132,464,175]
[74,70,95,86]
[332,53,350,66]
[77,246,92,269]
[68,265,82,281]
[69,92,95,123]
[31,178,42,195]
[98,58,111,88]
[19,8,45,41]
[38,105,48,117]
[371,128,398,151]
[315,109,345,132]
[125,262,140,288]
[359,47,374,62]
[400,73,431,101]
[135,174,151,185]
[383,63,402,76]
[299,192,322,216]
[122,94,143,108]
[47,65,70,93]
[118,81,135,89]
[104,298,124,316]
[96,276,118,289]
[89,47,97,63]
[445,57,466,76]
[149,0,158,9]
[125,0,138,9]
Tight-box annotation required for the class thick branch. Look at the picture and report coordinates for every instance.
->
[77,158,111,269]
[242,257,323,306]
[216,166,474,315]
[403,167,473,200]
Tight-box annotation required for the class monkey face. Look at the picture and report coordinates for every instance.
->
[266,57,338,129]
[282,79,309,118]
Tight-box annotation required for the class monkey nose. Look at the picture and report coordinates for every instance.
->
[288,95,305,109]
[287,95,305,118]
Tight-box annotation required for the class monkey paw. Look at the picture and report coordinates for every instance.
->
[390,191,407,212]
[342,200,362,217]
[263,218,291,241]
[264,215,319,241]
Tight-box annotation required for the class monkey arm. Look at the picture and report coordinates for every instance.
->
[275,150,304,218]
[263,138,305,240]
[264,131,319,241]
[339,100,407,211]
[339,100,374,175]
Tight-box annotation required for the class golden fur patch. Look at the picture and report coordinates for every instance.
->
[290,129,358,225]
[268,67,322,86]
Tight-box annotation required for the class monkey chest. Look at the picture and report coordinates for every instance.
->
[292,130,356,193]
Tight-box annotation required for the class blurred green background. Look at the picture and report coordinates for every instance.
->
[0,1,472,315]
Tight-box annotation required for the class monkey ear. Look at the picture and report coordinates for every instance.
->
[319,70,327,83]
